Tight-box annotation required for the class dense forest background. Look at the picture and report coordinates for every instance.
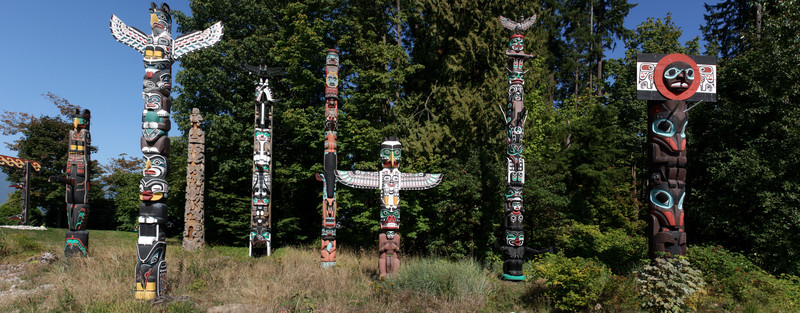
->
[2,0,799,278]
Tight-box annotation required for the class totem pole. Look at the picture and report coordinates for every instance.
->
[1,155,41,225]
[636,53,716,258]
[336,137,442,278]
[315,49,340,267]
[242,64,282,257]
[110,2,222,299]
[49,109,92,256]
[497,15,550,281]
[183,108,205,251]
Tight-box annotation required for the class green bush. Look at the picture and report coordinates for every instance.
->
[554,222,647,273]
[688,245,800,312]
[524,253,613,312]
[384,258,492,301]
[636,256,704,312]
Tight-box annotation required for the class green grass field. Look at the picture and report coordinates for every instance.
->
[0,227,542,313]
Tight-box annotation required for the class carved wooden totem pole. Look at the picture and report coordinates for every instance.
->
[110,2,222,299]
[49,109,92,256]
[2,155,41,225]
[637,53,716,258]
[183,108,205,251]
[497,15,549,281]
[337,137,442,278]
[242,64,282,257]
[315,49,340,267]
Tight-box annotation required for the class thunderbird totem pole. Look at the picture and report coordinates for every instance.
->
[183,108,205,251]
[337,137,442,278]
[242,64,282,257]
[110,2,222,299]
[315,49,340,267]
[49,110,92,256]
[1,155,41,225]
[636,53,716,258]
[497,15,551,281]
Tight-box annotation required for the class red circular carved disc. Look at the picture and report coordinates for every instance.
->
[653,53,700,100]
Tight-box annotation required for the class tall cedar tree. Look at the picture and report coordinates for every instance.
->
[690,0,800,275]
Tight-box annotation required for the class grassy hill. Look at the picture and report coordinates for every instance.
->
[2,227,799,312]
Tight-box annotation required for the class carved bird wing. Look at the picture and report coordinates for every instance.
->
[173,21,223,60]
[399,173,442,190]
[110,14,148,54]
[499,15,517,31]
[336,170,381,189]
[519,15,537,30]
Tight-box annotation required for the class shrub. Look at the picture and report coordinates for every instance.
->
[636,256,704,313]
[688,245,800,312]
[524,253,613,312]
[384,257,492,301]
[554,222,647,273]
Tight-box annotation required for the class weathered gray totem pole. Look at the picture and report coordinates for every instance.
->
[49,109,92,256]
[497,15,548,281]
[183,108,205,251]
[110,2,222,300]
[636,53,716,258]
[316,49,340,267]
[242,64,282,257]
[2,155,41,225]
[337,137,442,278]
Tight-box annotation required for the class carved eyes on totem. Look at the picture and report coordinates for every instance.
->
[652,119,686,138]
[509,215,523,223]
[380,149,401,159]
[650,189,684,210]
[662,61,694,93]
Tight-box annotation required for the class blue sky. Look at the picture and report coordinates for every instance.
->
[0,0,717,203]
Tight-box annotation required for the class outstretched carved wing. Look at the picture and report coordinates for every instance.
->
[499,16,517,31]
[400,173,442,190]
[110,14,148,54]
[242,64,285,77]
[336,170,381,189]
[519,15,537,30]
[173,21,224,60]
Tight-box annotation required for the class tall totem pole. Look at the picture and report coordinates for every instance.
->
[336,137,442,278]
[242,64,282,257]
[183,108,205,251]
[316,49,340,267]
[636,53,716,258]
[497,15,547,281]
[1,155,41,225]
[110,2,222,300]
[49,109,92,256]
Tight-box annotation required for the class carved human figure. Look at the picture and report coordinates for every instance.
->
[378,231,401,277]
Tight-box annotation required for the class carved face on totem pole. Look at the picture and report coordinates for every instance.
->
[149,3,171,37]
[380,206,400,230]
[73,109,91,131]
[662,61,695,95]
[509,34,524,53]
[140,178,167,201]
[650,105,688,153]
[143,155,167,179]
[252,171,271,206]
[380,138,401,168]
[505,230,524,247]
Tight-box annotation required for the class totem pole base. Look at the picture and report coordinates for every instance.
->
[321,262,336,268]
[502,274,526,281]
[135,285,156,300]
[65,230,89,257]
